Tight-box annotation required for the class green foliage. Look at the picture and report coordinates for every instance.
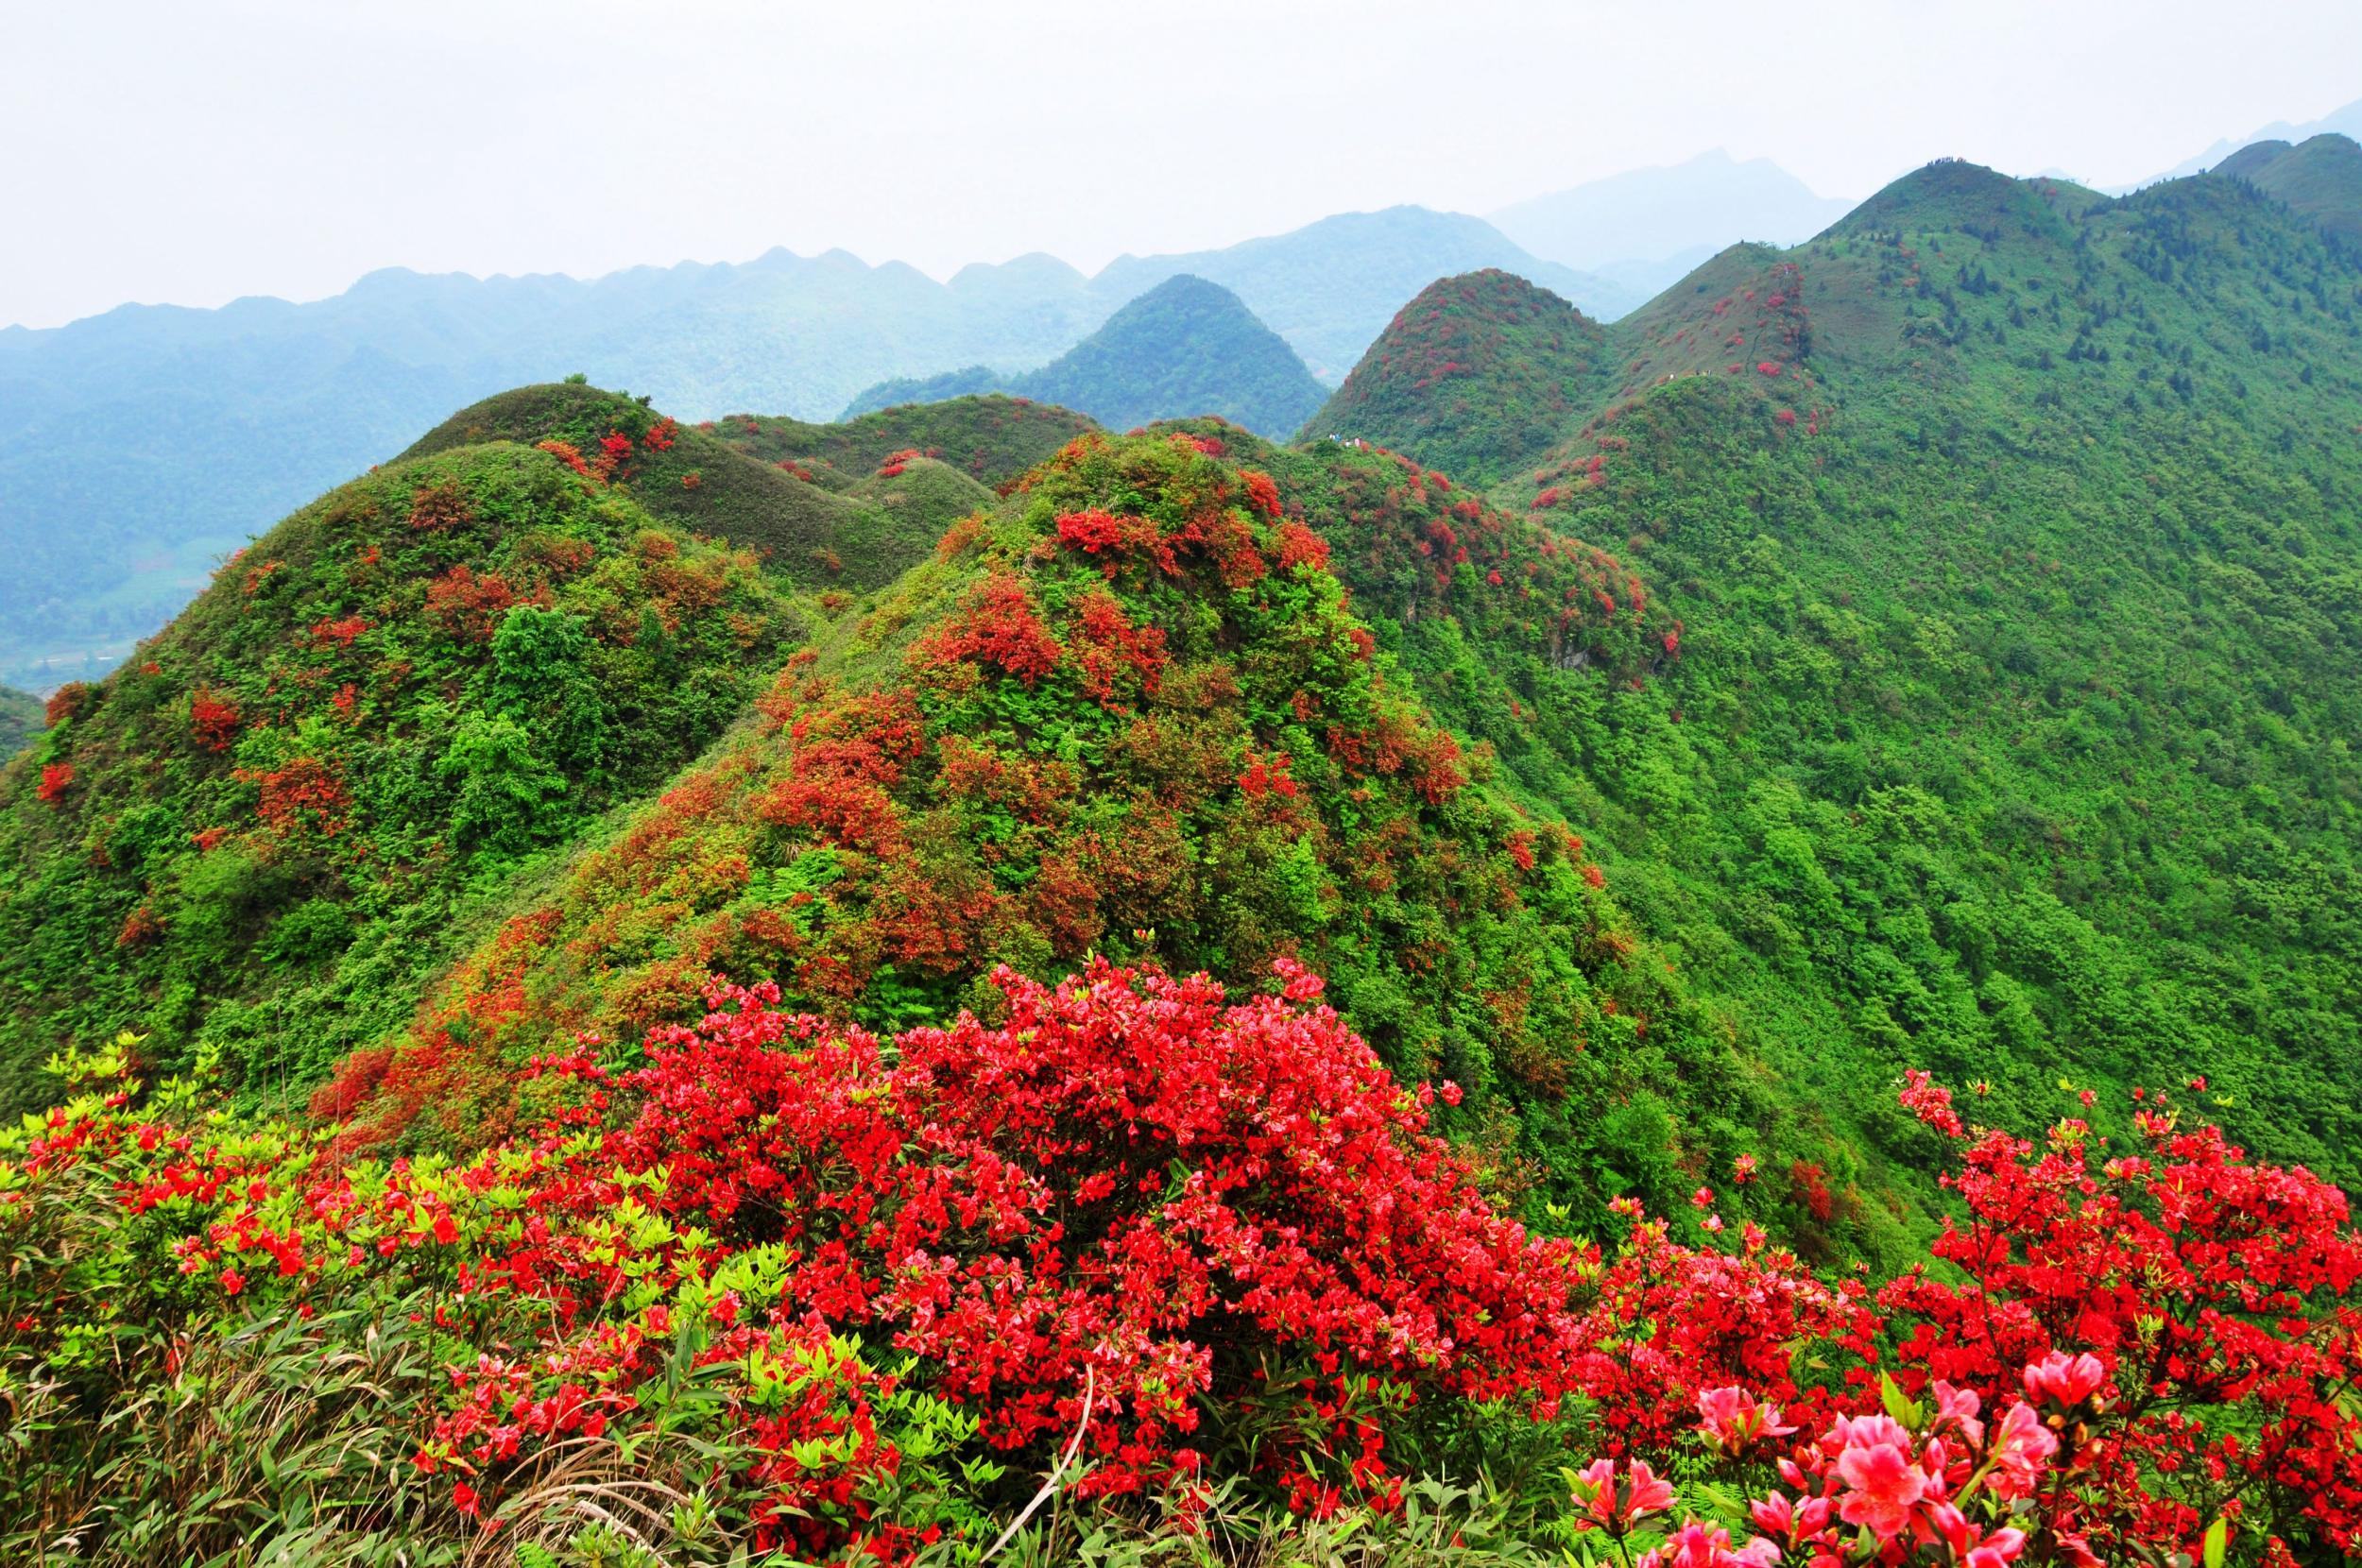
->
[2194,133,2361,250]
[714,393,1098,490]
[401,383,934,590]
[345,428,1760,1233]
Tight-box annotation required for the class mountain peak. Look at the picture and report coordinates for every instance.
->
[2210,132,2362,247]
[1827,158,2067,243]
[841,276,1325,436]
[1301,268,1605,482]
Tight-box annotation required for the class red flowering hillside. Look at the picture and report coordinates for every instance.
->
[1301,269,1608,485]
[324,426,1755,1228]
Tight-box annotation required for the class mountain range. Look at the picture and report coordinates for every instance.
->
[0,206,1618,690]
[2136,93,2362,185]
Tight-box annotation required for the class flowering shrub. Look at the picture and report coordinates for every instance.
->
[7,959,1595,1556]
[1567,1374,2059,1568]
[1868,1075,2362,1558]
[190,687,242,751]
[6,976,2361,1561]
[914,571,1063,686]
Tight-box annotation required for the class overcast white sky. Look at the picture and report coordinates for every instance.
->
[5,0,2357,330]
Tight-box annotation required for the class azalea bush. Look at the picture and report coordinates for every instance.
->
[4,963,2359,1563]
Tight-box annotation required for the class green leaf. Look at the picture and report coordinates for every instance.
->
[2202,1517,2228,1568]
[1878,1371,1923,1427]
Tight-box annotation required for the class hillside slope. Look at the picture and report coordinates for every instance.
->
[318,425,1871,1242]
[397,383,942,590]
[2215,132,2362,248]
[0,688,42,754]
[1354,160,2362,1186]
[710,393,1097,489]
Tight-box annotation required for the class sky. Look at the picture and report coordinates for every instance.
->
[5,0,2359,330]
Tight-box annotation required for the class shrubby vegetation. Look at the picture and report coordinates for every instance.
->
[709,394,1098,491]
[1301,269,1607,485]
[0,685,42,755]
[321,427,1769,1236]
[7,959,2357,1562]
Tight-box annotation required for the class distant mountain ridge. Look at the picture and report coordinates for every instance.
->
[2135,94,2362,187]
[0,206,1605,686]
[2214,133,2362,248]
[842,276,1327,436]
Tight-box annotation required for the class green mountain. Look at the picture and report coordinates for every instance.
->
[844,277,1330,437]
[830,366,1003,415]
[313,419,1818,1245]
[1087,206,1637,379]
[2215,132,2362,248]
[0,419,811,1114]
[1298,269,1607,485]
[14,153,2362,1553]
[1309,158,2362,1185]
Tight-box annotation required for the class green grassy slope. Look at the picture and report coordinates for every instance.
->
[2216,132,2362,249]
[1297,269,1609,485]
[1331,160,2362,1185]
[0,437,808,1114]
[846,454,997,520]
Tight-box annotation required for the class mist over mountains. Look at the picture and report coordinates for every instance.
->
[2135,93,2362,185]
[0,204,1617,686]
[1488,149,1857,300]
[3,118,2355,695]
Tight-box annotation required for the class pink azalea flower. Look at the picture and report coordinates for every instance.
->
[1931,1379,1985,1442]
[1572,1457,1676,1534]
[1988,1402,2058,1500]
[1835,1437,1926,1540]
[1699,1386,1800,1455]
